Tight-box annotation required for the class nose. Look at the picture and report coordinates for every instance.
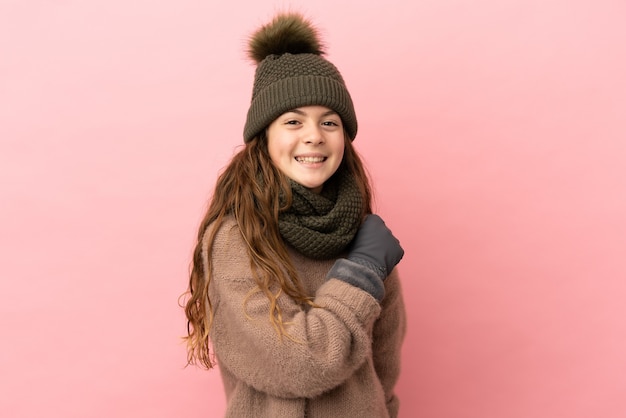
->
[304,124,325,145]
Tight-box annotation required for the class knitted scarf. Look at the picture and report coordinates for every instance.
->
[278,173,363,260]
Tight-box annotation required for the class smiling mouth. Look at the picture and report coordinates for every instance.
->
[295,156,326,163]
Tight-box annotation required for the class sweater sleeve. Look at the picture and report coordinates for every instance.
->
[206,220,382,399]
[372,268,407,418]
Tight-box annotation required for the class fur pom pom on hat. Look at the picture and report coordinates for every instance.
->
[243,13,357,142]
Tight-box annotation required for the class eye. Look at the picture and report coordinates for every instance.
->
[322,120,340,127]
[285,119,300,125]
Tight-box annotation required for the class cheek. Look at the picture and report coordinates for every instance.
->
[267,144,279,166]
[270,145,290,165]
[267,141,294,175]
[266,135,284,165]
[336,141,346,161]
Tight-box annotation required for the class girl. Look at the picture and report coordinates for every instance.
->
[184,13,407,418]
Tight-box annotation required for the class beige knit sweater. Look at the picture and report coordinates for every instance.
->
[204,217,407,417]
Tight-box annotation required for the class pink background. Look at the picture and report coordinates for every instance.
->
[1,1,625,417]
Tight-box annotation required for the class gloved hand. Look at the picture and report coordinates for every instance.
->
[347,214,404,280]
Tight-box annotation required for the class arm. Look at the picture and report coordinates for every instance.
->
[372,268,407,418]
[206,219,382,399]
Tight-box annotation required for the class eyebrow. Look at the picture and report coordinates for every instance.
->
[286,109,339,117]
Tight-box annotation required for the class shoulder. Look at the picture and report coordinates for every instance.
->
[201,216,251,280]
[203,216,244,253]
[381,268,405,307]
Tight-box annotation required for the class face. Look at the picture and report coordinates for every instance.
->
[266,105,345,194]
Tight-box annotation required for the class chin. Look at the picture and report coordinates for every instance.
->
[297,180,324,192]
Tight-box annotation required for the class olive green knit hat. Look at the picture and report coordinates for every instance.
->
[243,13,357,143]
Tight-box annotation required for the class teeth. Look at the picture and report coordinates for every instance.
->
[296,156,325,163]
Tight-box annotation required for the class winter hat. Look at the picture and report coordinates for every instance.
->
[243,13,357,142]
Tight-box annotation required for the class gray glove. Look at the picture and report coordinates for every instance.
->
[347,214,404,280]
[327,214,404,302]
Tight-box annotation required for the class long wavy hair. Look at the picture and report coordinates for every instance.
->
[183,131,373,369]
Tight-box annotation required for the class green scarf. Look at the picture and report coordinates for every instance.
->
[278,173,363,259]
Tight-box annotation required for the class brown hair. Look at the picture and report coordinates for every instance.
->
[183,132,372,369]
